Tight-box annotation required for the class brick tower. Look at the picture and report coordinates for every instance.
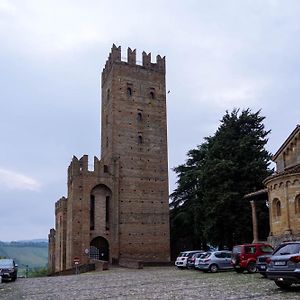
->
[48,45,170,272]
[101,45,170,262]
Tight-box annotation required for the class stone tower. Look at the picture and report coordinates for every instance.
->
[101,45,170,262]
[48,45,170,272]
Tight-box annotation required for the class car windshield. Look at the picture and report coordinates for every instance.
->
[0,259,13,268]
[260,245,273,253]
[274,243,300,255]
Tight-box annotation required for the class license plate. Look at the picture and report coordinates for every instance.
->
[260,266,266,269]
[274,261,286,266]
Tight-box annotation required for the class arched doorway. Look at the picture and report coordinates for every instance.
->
[90,236,109,261]
[90,184,112,231]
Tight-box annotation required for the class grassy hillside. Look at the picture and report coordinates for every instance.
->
[0,241,48,269]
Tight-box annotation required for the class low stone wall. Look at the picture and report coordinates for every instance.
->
[143,261,173,267]
[49,263,96,276]
[119,258,143,269]
[90,260,109,271]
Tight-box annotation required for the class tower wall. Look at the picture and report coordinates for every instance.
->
[50,45,170,272]
[54,197,67,272]
[48,228,56,274]
[101,45,170,262]
[65,155,119,269]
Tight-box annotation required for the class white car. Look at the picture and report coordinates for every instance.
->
[175,250,203,268]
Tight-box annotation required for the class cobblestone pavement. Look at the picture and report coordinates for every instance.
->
[1,267,300,299]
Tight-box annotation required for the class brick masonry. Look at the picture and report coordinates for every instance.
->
[48,45,170,273]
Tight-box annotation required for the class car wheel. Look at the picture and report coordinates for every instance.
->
[275,281,292,289]
[235,268,244,273]
[209,264,218,273]
[247,262,257,274]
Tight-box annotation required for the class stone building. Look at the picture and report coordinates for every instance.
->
[48,45,170,273]
[248,125,300,247]
[264,125,300,246]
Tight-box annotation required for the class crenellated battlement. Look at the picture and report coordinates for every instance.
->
[67,154,111,181]
[102,44,165,85]
[55,196,67,214]
[48,228,56,238]
[67,155,89,177]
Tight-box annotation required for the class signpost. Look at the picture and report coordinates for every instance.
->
[74,257,80,275]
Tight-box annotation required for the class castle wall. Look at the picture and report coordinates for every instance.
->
[48,228,55,274]
[50,45,170,272]
[54,197,67,272]
[65,155,119,269]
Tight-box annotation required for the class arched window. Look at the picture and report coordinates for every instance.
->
[127,87,132,96]
[106,196,110,230]
[276,201,281,217]
[295,195,300,215]
[90,195,95,230]
[273,198,281,218]
[137,112,142,121]
[150,91,155,99]
[138,135,143,144]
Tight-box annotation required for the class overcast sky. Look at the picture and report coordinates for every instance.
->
[0,0,299,241]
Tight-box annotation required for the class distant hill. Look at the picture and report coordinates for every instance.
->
[0,240,48,269]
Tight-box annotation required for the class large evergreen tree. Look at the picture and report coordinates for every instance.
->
[170,109,272,254]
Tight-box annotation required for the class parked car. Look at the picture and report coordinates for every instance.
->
[196,251,233,273]
[187,251,205,269]
[231,243,273,273]
[266,241,300,289]
[175,250,203,269]
[256,254,272,277]
[194,252,207,269]
[0,258,18,282]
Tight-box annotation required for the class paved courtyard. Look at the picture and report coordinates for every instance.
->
[1,267,300,299]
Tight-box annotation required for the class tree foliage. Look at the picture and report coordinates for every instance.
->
[170,109,272,256]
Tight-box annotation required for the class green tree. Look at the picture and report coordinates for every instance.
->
[170,109,272,253]
[28,266,48,277]
[170,143,209,257]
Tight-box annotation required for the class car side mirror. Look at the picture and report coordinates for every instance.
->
[15,264,18,268]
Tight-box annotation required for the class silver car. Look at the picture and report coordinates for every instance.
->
[196,250,233,273]
[266,241,300,289]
